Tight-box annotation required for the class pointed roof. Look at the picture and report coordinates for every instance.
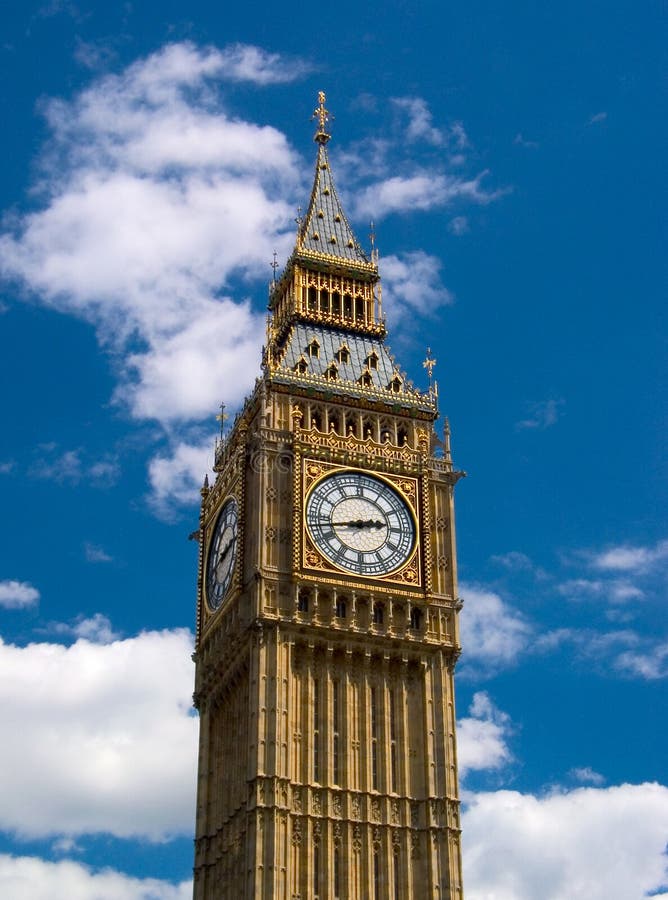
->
[294,92,373,270]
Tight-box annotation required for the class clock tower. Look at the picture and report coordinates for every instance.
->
[193,93,465,899]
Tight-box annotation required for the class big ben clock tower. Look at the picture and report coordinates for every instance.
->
[192,93,465,899]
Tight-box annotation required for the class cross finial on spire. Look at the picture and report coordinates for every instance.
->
[216,402,229,440]
[312,90,331,144]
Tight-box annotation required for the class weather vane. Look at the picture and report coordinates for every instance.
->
[312,90,332,144]
[216,401,229,440]
[423,347,437,392]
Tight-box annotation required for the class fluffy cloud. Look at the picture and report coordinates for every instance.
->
[457,692,513,778]
[0,42,307,511]
[0,855,191,900]
[590,539,668,573]
[458,583,533,676]
[0,580,40,609]
[147,438,214,516]
[355,170,497,219]
[0,629,196,840]
[381,250,453,323]
[391,97,445,146]
[462,782,668,900]
[0,43,299,435]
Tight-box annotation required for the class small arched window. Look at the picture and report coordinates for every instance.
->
[373,603,384,626]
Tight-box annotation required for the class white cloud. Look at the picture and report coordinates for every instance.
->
[588,111,608,125]
[216,42,310,84]
[147,438,214,516]
[459,583,533,676]
[569,766,605,786]
[590,539,668,573]
[0,580,40,609]
[381,251,453,323]
[490,550,536,572]
[49,613,120,644]
[84,542,113,563]
[31,445,119,487]
[516,397,564,430]
[0,628,197,840]
[391,97,445,146]
[448,215,469,235]
[457,692,513,778]
[615,641,668,680]
[355,170,498,219]
[0,855,192,900]
[558,577,644,605]
[0,43,300,437]
[462,782,668,900]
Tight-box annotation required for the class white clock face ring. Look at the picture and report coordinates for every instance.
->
[306,470,415,576]
[206,498,238,610]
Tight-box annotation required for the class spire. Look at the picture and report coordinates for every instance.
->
[296,92,373,269]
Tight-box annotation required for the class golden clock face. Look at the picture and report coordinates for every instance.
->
[305,470,415,576]
[206,498,238,610]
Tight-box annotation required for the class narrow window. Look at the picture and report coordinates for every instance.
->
[393,849,400,900]
[313,677,320,782]
[371,685,379,790]
[298,589,309,613]
[313,843,320,899]
[333,679,340,785]
[308,286,317,311]
[335,596,346,619]
[373,849,380,900]
[334,847,341,899]
[344,294,353,318]
[355,297,365,322]
[325,363,338,380]
[410,607,422,631]
[373,602,384,626]
[390,689,398,793]
[320,289,329,314]
[308,339,320,358]
[331,291,341,315]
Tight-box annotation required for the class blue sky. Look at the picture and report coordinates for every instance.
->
[0,1,666,897]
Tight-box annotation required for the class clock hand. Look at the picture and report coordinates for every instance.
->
[216,539,235,566]
[331,519,386,529]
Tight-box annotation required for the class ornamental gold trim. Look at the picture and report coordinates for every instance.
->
[299,459,422,588]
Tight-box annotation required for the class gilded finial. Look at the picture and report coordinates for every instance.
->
[312,91,331,144]
[216,402,229,440]
[423,347,437,390]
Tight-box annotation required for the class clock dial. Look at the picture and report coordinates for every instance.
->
[206,498,238,609]
[306,471,415,576]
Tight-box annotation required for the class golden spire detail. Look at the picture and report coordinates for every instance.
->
[313,90,331,144]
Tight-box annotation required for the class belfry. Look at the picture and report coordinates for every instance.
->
[193,93,465,899]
